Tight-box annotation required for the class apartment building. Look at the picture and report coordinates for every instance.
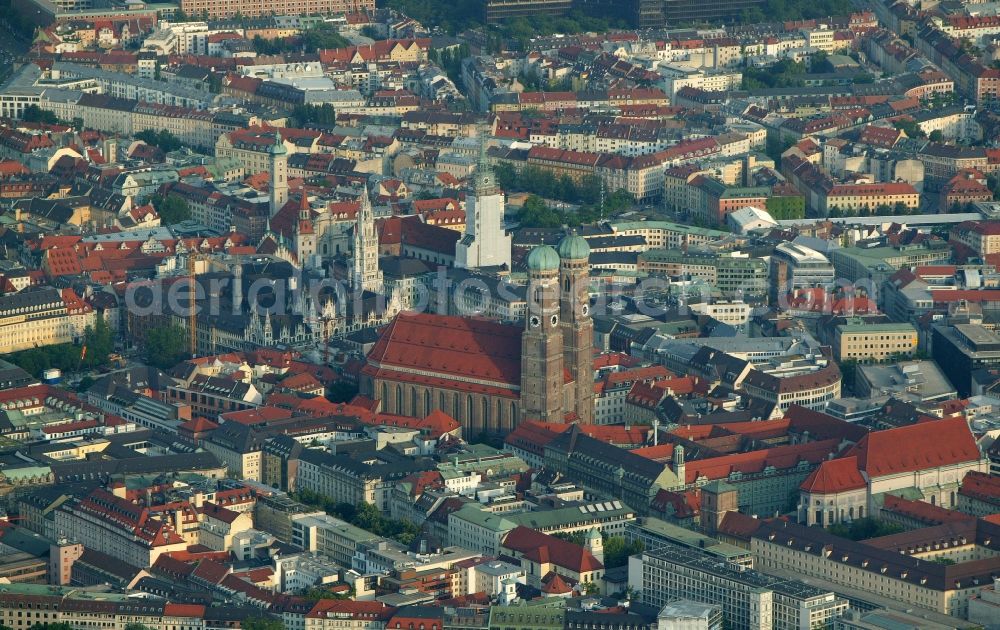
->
[630,543,848,630]
[0,584,218,630]
[823,182,920,215]
[297,449,435,512]
[741,359,842,412]
[610,220,731,252]
[752,519,1000,619]
[950,220,1000,256]
[688,176,769,226]
[52,488,188,568]
[179,0,373,20]
[166,375,262,420]
[833,320,918,362]
[202,422,265,482]
[291,512,381,568]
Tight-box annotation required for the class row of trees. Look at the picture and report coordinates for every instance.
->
[385,0,622,51]
[136,129,184,153]
[493,162,634,227]
[738,0,857,24]
[144,324,190,369]
[828,517,903,541]
[428,44,470,89]
[495,163,604,206]
[294,488,422,546]
[552,531,644,569]
[293,103,339,127]
[7,316,114,377]
[891,118,945,142]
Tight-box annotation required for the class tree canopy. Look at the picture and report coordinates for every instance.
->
[6,315,114,376]
[294,490,421,546]
[135,129,183,153]
[151,193,192,225]
[144,324,189,369]
[21,105,60,125]
[242,618,284,630]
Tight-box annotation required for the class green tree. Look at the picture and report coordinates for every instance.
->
[552,531,587,546]
[602,536,643,568]
[518,195,563,228]
[135,129,183,152]
[144,324,189,368]
[82,314,113,368]
[301,23,350,53]
[327,381,358,403]
[928,130,943,142]
[151,193,191,225]
[303,585,354,600]
[828,518,903,541]
[892,118,926,139]
[242,618,284,630]
[20,105,59,124]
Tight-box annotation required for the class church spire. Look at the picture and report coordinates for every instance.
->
[269,129,288,217]
[352,187,382,295]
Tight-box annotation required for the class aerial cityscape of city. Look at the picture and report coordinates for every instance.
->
[0,0,998,628]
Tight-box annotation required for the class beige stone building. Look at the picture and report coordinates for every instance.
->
[798,417,988,527]
[753,518,1000,619]
[833,320,918,362]
[0,287,95,354]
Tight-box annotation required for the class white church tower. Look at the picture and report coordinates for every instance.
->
[455,133,512,270]
[269,130,288,216]
[352,187,383,295]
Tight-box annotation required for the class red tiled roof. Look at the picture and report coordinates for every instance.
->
[800,455,867,494]
[502,526,604,573]
[542,572,573,594]
[503,420,565,457]
[881,494,974,526]
[306,600,395,620]
[684,439,841,484]
[959,471,1000,503]
[365,313,521,386]
[845,416,980,478]
[163,603,206,618]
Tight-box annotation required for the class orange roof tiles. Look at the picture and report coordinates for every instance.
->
[502,526,603,573]
[846,416,980,478]
[800,455,867,494]
[365,312,521,386]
